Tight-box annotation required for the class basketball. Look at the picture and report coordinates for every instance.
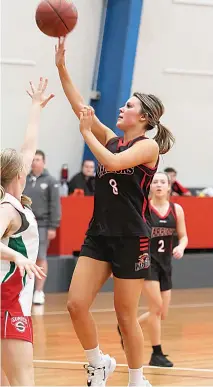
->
[35,0,78,37]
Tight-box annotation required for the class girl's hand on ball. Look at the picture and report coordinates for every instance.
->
[55,37,66,68]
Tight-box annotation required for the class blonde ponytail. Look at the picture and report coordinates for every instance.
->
[133,93,175,154]
[21,194,32,207]
[154,123,175,154]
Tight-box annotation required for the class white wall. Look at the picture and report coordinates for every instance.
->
[1,0,104,180]
[132,0,213,187]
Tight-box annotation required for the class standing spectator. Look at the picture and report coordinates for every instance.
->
[164,167,191,196]
[24,150,61,304]
[68,159,95,196]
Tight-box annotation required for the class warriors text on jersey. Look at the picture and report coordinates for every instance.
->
[149,201,177,269]
[87,136,159,237]
[1,193,39,316]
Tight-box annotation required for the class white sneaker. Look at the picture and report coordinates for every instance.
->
[33,290,45,305]
[142,377,152,387]
[128,375,152,387]
[84,354,116,386]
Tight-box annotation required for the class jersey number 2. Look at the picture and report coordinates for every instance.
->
[109,179,118,195]
[158,239,165,252]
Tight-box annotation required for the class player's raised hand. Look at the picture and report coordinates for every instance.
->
[27,77,55,108]
[55,37,66,68]
[79,106,94,134]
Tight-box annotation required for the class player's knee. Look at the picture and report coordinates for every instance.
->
[23,365,34,386]
[116,316,132,336]
[161,309,168,320]
[1,369,9,387]
[115,308,136,335]
[150,300,163,317]
[67,298,87,319]
[12,364,34,386]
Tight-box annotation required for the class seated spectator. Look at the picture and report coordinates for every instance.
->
[164,167,192,196]
[68,159,95,196]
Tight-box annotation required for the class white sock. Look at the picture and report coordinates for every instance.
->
[128,367,144,386]
[85,345,103,368]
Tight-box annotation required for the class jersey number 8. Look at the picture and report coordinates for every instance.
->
[109,179,118,195]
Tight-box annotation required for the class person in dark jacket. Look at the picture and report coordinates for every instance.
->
[68,159,95,196]
[24,150,61,304]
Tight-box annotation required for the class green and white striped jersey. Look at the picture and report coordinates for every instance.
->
[1,193,39,315]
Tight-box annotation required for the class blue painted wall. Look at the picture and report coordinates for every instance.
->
[84,0,143,161]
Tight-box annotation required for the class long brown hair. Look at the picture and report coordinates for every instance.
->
[0,148,31,206]
[133,92,175,154]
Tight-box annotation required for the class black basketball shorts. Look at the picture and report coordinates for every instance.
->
[80,235,151,279]
[146,259,172,291]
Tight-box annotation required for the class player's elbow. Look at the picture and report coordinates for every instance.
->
[104,162,122,172]
[103,158,121,172]
[104,163,116,172]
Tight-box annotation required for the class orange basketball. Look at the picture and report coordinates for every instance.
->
[36,0,78,37]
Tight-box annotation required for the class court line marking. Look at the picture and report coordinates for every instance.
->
[37,302,213,316]
[33,359,213,373]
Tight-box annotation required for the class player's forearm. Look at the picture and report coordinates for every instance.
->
[82,131,117,170]
[20,103,42,172]
[57,64,84,117]
[178,236,188,251]
[0,243,17,262]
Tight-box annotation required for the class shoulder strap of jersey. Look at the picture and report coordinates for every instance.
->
[169,201,177,221]
[124,135,159,174]
[105,136,119,148]
[1,193,24,213]
[128,135,148,148]
[1,194,30,234]
[148,201,160,218]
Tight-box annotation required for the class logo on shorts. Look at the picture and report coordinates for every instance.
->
[11,317,28,333]
[135,253,150,271]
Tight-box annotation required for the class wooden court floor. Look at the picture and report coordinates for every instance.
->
[32,288,213,386]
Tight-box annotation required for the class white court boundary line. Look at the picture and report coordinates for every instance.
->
[33,359,213,373]
[39,302,213,316]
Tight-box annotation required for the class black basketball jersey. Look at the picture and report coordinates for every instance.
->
[87,136,159,237]
[150,201,177,268]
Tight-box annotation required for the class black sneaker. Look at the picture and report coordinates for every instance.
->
[149,353,173,367]
[117,325,124,349]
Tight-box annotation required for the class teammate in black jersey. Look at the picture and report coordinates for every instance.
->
[138,172,188,367]
[56,38,175,387]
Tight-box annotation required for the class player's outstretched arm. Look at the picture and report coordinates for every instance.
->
[21,78,54,174]
[55,37,115,146]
